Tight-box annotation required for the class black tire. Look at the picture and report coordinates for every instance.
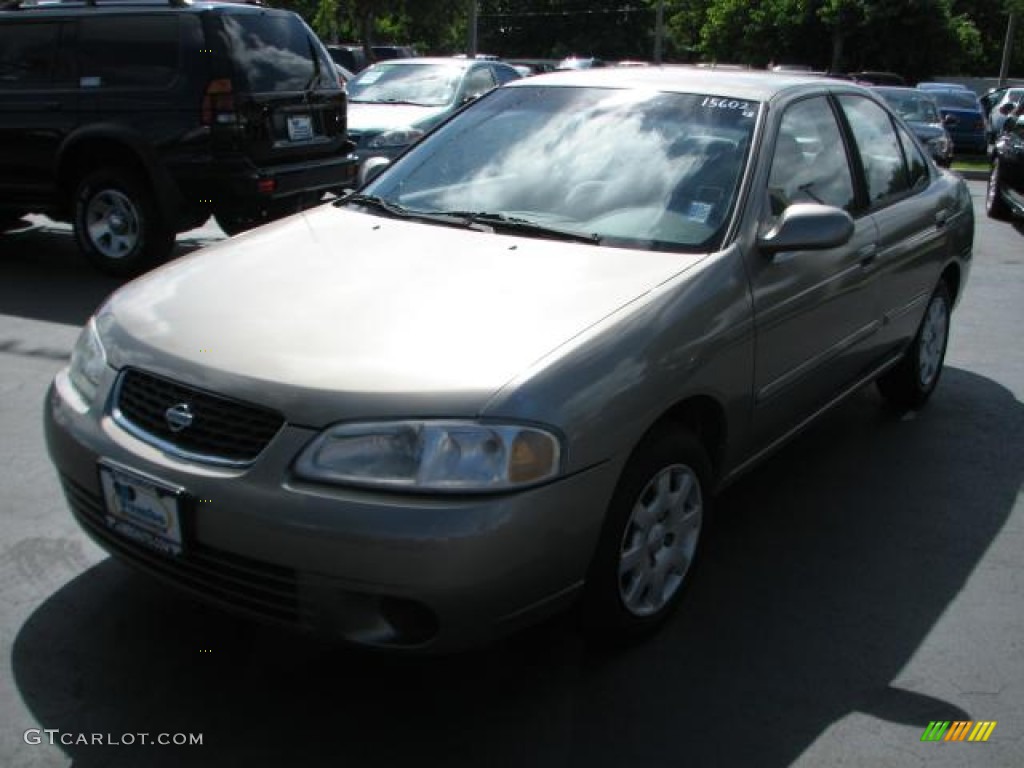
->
[877,281,952,409]
[581,426,712,644]
[215,193,323,237]
[985,160,1011,221]
[73,167,173,277]
[214,209,266,237]
[0,213,27,232]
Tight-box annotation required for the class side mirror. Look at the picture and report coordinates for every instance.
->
[999,102,1017,116]
[942,113,958,127]
[358,156,391,187]
[758,203,854,255]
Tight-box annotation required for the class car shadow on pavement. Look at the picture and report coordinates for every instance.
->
[0,218,223,328]
[12,369,1023,768]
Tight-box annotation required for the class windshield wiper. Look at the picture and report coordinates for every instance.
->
[343,198,603,244]
[448,212,603,245]
[343,194,481,229]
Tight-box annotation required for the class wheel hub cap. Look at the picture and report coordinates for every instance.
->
[618,463,703,617]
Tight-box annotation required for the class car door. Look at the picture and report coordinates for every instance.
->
[0,18,76,212]
[835,94,954,361]
[746,94,881,451]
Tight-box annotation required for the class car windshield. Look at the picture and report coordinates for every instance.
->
[931,90,979,110]
[885,96,940,123]
[348,63,461,106]
[357,86,758,253]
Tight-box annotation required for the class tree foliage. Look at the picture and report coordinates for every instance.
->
[270,0,1023,78]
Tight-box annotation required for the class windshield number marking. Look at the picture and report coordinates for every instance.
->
[701,97,749,111]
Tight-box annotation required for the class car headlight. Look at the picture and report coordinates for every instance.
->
[928,136,951,154]
[367,128,425,149]
[295,421,562,492]
[68,318,108,404]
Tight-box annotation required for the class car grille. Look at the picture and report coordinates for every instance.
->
[113,369,284,466]
[60,474,311,627]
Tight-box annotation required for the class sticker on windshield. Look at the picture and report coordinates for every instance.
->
[685,201,713,223]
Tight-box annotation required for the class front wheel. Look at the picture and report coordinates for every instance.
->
[581,427,711,644]
[986,160,1011,220]
[73,167,173,276]
[877,282,951,409]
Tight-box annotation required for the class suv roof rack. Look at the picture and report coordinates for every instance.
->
[2,0,264,9]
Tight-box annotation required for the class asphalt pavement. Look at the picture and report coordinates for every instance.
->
[1,186,1021,767]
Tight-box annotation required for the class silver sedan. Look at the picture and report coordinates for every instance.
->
[46,68,974,651]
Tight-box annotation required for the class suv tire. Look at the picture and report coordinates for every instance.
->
[73,167,173,277]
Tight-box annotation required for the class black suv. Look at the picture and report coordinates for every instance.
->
[0,0,356,274]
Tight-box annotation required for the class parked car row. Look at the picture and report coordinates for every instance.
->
[45,63,975,651]
[873,87,954,167]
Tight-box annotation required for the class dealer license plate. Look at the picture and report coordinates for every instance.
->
[287,115,314,142]
[99,465,185,557]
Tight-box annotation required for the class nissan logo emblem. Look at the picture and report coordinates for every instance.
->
[164,403,194,433]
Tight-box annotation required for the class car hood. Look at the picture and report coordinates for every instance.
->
[99,205,701,425]
[347,102,450,134]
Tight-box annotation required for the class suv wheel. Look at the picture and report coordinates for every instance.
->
[581,426,710,644]
[877,281,951,409]
[73,168,173,276]
[215,194,322,237]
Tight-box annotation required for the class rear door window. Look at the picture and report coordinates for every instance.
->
[838,95,910,207]
[221,13,331,92]
[0,21,62,86]
[78,16,180,88]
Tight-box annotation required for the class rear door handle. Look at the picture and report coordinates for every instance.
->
[935,209,950,229]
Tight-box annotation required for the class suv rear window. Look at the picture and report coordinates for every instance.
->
[221,13,332,92]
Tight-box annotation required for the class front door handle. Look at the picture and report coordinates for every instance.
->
[858,244,878,266]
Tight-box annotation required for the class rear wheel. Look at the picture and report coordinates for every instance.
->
[215,193,324,236]
[73,167,173,276]
[986,160,1011,220]
[877,282,951,409]
[581,426,711,644]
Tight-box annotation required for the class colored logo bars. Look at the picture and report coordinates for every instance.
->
[921,721,997,742]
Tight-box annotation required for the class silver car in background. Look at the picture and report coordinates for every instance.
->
[46,69,974,652]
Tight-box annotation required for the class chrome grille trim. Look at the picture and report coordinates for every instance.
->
[111,368,284,468]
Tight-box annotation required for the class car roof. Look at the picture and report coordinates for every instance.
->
[873,86,938,99]
[1,0,289,16]
[504,65,869,103]
[363,57,481,70]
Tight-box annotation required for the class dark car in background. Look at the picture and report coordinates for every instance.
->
[326,44,370,74]
[987,108,1024,221]
[918,86,987,155]
[980,86,1024,143]
[874,87,953,166]
[0,0,355,274]
[346,57,520,167]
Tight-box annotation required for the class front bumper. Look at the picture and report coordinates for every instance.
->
[45,370,619,652]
